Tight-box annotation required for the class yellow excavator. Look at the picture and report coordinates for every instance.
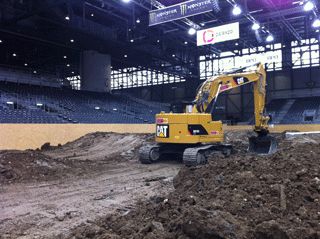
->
[139,63,277,166]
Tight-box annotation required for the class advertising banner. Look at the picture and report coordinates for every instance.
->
[149,0,215,26]
[197,22,240,46]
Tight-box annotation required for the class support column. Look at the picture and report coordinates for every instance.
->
[80,50,111,92]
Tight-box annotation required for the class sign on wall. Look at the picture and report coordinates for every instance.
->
[149,0,215,26]
[197,22,240,46]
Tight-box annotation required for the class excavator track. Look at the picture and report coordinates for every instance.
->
[139,145,160,164]
[183,144,233,166]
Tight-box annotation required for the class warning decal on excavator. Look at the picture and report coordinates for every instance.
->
[156,124,169,138]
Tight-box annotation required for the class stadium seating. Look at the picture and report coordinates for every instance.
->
[265,97,320,124]
[0,81,169,124]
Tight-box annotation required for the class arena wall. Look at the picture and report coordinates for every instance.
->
[1,124,320,150]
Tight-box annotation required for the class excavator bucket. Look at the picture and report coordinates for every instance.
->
[248,135,277,155]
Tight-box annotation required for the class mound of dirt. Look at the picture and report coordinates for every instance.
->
[0,132,153,184]
[69,137,320,239]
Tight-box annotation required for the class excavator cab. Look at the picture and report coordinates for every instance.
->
[248,134,277,155]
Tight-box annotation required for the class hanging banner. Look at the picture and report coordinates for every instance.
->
[149,0,215,26]
[197,22,240,46]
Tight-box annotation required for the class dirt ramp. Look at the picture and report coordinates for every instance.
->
[0,132,153,184]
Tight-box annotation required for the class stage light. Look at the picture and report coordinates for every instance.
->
[266,34,274,42]
[232,5,242,16]
[252,22,260,30]
[304,1,314,11]
[188,27,196,35]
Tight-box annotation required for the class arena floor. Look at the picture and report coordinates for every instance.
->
[0,131,319,238]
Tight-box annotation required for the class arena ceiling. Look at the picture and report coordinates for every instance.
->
[0,0,319,78]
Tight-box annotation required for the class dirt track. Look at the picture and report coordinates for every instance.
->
[0,133,181,238]
[1,132,320,239]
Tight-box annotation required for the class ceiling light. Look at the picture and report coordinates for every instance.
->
[266,34,274,42]
[63,55,67,59]
[0,40,2,43]
[304,1,314,11]
[70,39,74,43]
[136,18,140,24]
[252,22,260,30]
[188,27,196,35]
[232,5,242,16]
[316,29,320,32]
[312,19,320,28]
[65,16,70,21]
[184,41,188,45]
[130,39,134,42]
[33,70,37,74]
[124,54,127,58]
[24,63,28,66]
[36,103,43,107]
[122,0,131,3]
[91,13,94,17]
[172,54,176,57]
[66,64,70,67]
[72,71,74,74]
[157,39,160,43]
[200,23,205,26]
[235,42,239,46]
[12,53,17,57]
[6,101,14,105]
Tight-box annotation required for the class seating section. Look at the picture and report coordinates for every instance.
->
[265,97,320,124]
[0,81,169,124]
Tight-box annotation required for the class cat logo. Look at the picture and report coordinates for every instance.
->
[233,76,249,85]
[180,4,187,15]
[156,125,169,138]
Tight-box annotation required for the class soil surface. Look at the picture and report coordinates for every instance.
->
[1,131,320,239]
[0,132,181,238]
[66,132,320,239]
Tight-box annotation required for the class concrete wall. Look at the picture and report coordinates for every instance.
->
[1,124,320,150]
[80,51,111,93]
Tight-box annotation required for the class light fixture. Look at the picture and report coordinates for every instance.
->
[72,71,75,74]
[33,70,37,74]
[184,41,188,45]
[66,64,70,67]
[65,16,70,21]
[235,42,239,46]
[91,13,94,17]
[266,34,274,42]
[63,55,67,59]
[12,53,17,57]
[0,40,2,43]
[252,22,260,30]
[24,63,28,66]
[312,19,320,28]
[304,1,314,11]
[316,29,320,32]
[70,39,74,43]
[130,39,134,42]
[232,5,242,16]
[157,39,160,43]
[94,106,100,110]
[6,101,14,105]
[122,0,131,3]
[136,18,140,24]
[172,54,176,57]
[188,27,196,35]
[124,54,127,58]
[200,23,205,26]
[36,103,43,107]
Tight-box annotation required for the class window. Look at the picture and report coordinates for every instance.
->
[292,38,319,68]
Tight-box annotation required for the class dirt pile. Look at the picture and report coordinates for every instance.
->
[0,132,152,184]
[69,137,320,239]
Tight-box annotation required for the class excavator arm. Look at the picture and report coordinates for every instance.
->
[194,63,269,135]
[194,63,277,154]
